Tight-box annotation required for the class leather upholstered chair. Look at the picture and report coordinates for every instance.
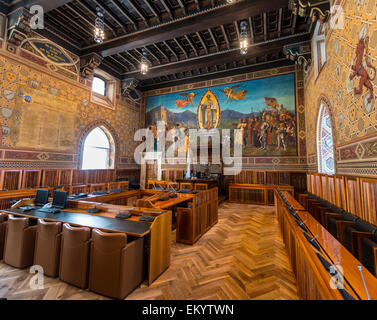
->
[59,223,91,289]
[0,213,8,260]
[3,215,37,268]
[34,219,62,277]
[89,229,145,299]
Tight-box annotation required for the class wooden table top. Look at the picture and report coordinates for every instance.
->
[280,190,305,211]
[3,207,153,237]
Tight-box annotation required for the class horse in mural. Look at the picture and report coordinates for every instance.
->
[349,35,376,103]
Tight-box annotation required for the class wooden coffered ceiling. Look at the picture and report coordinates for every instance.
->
[0,0,313,90]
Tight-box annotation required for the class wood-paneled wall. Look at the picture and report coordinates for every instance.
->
[307,173,377,226]
[0,168,140,191]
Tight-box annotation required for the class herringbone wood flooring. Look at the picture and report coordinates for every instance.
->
[0,202,298,300]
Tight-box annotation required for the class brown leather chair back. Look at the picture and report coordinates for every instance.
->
[0,213,8,260]
[59,223,91,289]
[34,219,62,277]
[3,215,37,268]
[89,229,145,299]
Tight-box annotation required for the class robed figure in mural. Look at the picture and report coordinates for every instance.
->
[198,90,220,129]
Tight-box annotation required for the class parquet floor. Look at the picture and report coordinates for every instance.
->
[0,202,298,300]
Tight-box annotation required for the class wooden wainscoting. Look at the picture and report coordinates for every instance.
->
[306,173,377,226]
[0,168,139,191]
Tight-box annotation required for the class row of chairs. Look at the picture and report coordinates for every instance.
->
[0,213,144,299]
[298,193,377,277]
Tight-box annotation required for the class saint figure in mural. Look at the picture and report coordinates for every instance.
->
[198,90,220,129]
[349,35,376,103]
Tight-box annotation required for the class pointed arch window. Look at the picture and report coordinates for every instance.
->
[82,127,113,169]
[317,104,335,174]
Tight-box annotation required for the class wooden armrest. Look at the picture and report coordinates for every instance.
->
[352,231,376,261]
[336,220,356,244]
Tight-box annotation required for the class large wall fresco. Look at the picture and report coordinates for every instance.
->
[305,0,377,176]
[0,40,142,169]
[146,73,298,157]
[144,66,307,170]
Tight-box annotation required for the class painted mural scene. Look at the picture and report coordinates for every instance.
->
[146,73,297,156]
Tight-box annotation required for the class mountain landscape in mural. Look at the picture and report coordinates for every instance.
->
[146,73,297,156]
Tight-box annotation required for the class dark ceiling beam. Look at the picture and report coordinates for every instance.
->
[5,0,72,14]
[291,12,297,34]
[196,31,208,54]
[124,32,309,80]
[220,25,230,49]
[116,53,133,70]
[91,0,127,31]
[263,12,267,41]
[174,38,188,58]
[140,58,293,91]
[176,0,186,15]
[128,0,149,26]
[108,55,130,71]
[144,46,161,64]
[54,8,92,38]
[185,34,198,56]
[81,0,288,56]
[163,40,178,60]
[278,8,282,37]
[248,17,254,44]
[109,0,137,29]
[160,0,173,20]
[119,52,137,68]
[45,15,86,43]
[208,28,218,51]
[153,43,169,61]
[142,0,161,23]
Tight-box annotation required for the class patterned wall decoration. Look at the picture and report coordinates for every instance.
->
[305,0,377,176]
[144,65,308,171]
[0,39,142,169]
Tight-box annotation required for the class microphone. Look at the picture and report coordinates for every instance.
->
[357,264,370,300]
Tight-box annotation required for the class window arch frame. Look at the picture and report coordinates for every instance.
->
[78,122,118,170]
[316,98,336,175]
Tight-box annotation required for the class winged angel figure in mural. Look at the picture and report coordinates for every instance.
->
[176,92,198,108]
[220,85,248,103]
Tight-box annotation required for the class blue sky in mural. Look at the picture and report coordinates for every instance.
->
[146,73,295,114]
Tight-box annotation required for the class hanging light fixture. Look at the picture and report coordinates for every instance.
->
[239,21,249,55]
[94,7,105,43]
[140,48,149,75]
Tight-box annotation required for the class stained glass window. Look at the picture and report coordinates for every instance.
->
[317,104,335,174]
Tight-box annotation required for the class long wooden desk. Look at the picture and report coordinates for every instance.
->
[4,207,152,237]
[2,199,171,285]
[276,189,377,300]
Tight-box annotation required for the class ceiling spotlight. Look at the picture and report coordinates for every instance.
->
[239,21,249,55]
[140,48,149,75]
[226,0,235,3]
[94,7,105,43]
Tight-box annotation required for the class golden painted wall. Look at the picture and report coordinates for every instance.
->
[0,44,142,169]
[305,0,377,176]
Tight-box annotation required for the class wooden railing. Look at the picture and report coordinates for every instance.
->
[276,189,377,300]
[0,168,139,191]
[306,173,377,226]
[229,183,294,206]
